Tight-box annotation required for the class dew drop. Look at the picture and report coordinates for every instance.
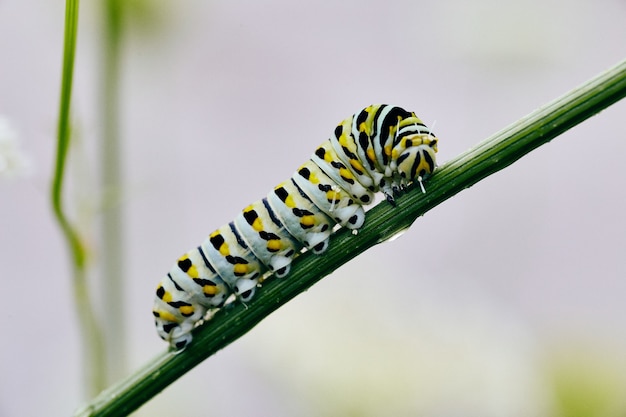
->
[378,227,409,244]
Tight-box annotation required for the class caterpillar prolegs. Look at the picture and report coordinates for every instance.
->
[153,104,439,349]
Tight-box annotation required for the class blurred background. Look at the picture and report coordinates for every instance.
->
[1,0,626,416]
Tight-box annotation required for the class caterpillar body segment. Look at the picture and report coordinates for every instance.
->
[268,180,335,254]
[292,160,366,230]
[234,199,301,278]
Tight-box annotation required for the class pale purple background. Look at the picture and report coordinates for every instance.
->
[1,1,626,416]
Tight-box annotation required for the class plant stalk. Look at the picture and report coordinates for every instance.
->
[52,0,106,397]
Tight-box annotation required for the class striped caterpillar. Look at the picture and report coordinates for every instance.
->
[153,104,439,349]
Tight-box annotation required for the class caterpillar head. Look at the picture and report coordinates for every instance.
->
[395,134,438,188]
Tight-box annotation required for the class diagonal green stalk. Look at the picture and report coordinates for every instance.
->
[74,58,626,417]
[52,0,106,397]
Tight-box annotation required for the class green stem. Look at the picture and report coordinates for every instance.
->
[100,0,126,383]
[74,58,626,417]
[52,0,106,397]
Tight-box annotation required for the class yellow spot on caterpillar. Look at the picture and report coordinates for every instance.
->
[301,215,315,227]
[350,158,365,173]
[339,134,351,148]
[234,264,248,275]
[252,217,263,231]
[384,145,392,157]
[203,285,219,296]
[179,305,194,316]
[267,239,281,251]
[339,167,353,180]
[307,168,320,184]
[156,310,177,322]
[284,194,295,208]
[186,264,199,278]
[162,291,173,303]
[366,147,376,163]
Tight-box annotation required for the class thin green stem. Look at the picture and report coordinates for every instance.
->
[100,0,126,383]
[74,58,626,417]
[52,0,106,397]
[52,1,80,243]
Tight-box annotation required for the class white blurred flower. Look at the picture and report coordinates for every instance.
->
[0,117,32,178]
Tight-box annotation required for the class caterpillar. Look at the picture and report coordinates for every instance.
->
[153,104,439,349]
